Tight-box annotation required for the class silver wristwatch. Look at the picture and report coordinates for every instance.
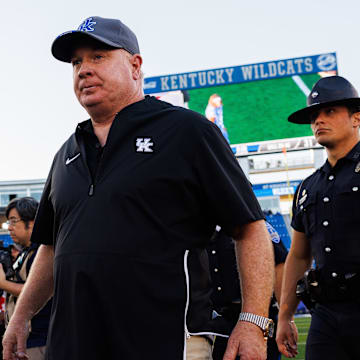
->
[238,312,274,339]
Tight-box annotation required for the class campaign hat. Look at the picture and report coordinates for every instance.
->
[51,16,140,63]
[288,76,360,124]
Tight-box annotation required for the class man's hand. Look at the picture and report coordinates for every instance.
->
[0,264,7,287]
[276,318,298,358]
[2,318,29,360]
[223,321,267,360]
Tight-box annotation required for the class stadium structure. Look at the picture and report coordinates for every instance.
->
[0,53,338,250]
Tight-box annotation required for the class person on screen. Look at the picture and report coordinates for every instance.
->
[205,94,230,143]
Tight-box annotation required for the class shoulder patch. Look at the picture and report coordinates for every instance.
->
[298,193,308,206]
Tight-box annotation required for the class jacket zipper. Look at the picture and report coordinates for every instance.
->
[88,147,105,196]
[75,127,97,197]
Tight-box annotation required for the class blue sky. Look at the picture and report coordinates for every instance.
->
[1,0,358,180]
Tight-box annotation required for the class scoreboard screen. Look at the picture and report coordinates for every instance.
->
[144,53,337,144]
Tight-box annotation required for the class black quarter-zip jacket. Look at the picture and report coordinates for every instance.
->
[31,96,263,359]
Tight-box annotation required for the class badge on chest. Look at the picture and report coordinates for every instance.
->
[355,161,360,173]
[298,189,307,206]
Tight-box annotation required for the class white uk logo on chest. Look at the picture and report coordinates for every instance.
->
[136,138,154,152]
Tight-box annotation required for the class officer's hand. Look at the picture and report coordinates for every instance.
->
[2,318,29,360]
[276,318,298,358]
[223,320,267,360]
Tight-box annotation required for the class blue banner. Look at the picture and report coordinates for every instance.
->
[144,53,337,94]
[0,233,13,247]
[252,181,301,197]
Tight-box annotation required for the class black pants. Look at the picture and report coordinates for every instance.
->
[306,302,360,360]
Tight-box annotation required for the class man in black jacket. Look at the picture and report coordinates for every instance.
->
[3,16,274,360]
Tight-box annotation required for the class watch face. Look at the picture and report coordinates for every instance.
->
[266,319,275,338]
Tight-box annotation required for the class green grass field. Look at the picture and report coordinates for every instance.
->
[188,74,320,144]
[281,316,311,360]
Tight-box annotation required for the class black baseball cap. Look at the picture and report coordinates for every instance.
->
[51,16,140,63]
[288,76,360,124]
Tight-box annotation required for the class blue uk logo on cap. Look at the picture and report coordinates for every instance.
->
[52,16,140,62]
[78,18,97,32]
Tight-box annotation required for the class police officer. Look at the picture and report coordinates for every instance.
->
[276,76,360,360]
[208,221,288,360]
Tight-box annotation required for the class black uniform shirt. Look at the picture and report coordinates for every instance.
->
[208,222,287,308]
[292,141,360,278]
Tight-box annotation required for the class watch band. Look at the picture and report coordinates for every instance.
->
[238,312,274,339]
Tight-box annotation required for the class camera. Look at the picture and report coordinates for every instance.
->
[0,249,15,279]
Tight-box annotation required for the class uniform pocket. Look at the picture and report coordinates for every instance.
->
[335,181,360,221]
[301,194,317,237]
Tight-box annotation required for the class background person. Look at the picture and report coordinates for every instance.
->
[3,16,274,360]
[205,94,230,143]
[8,246,20,263]
[208,221,288,360]
[2,197,51,360]
[277,75,360,360]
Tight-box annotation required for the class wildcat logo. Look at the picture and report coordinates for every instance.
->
[78,18,97,32]
[316,54,336,71]
[136,138,154,153]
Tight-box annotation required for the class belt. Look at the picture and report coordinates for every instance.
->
[318,273,360,303]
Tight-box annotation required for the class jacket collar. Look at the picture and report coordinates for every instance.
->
[321,141,360,174]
